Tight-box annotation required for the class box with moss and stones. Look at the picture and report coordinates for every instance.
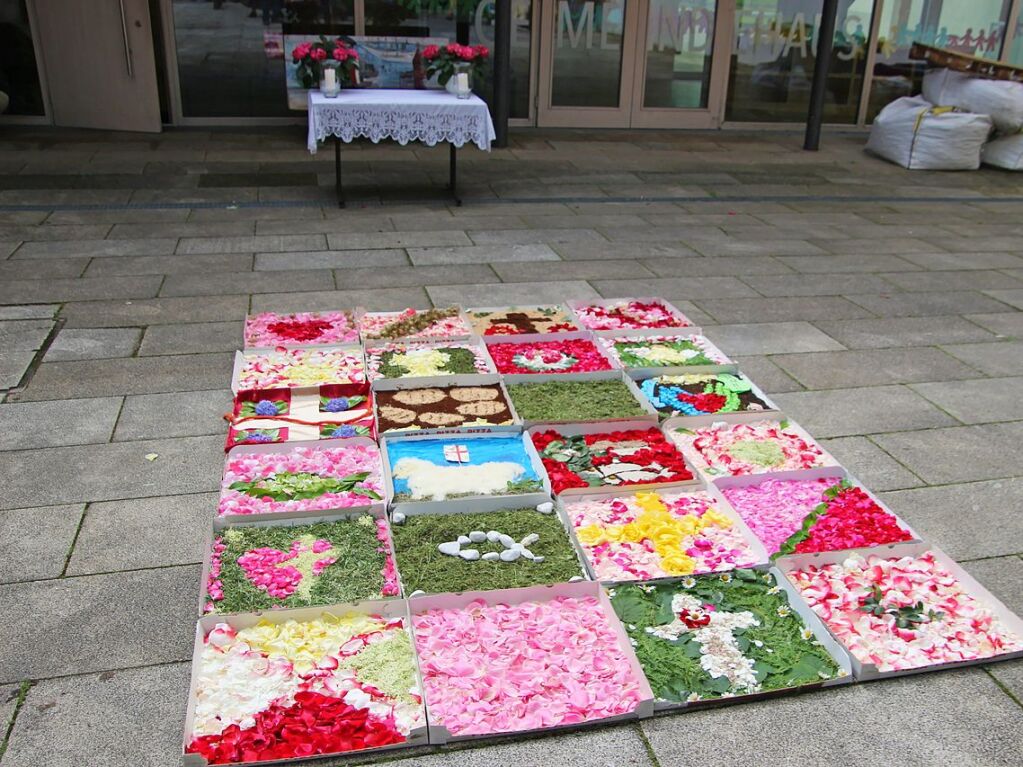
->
[390,502,588,595]
[506,377,656,425]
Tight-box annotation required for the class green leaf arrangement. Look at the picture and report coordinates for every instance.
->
[228,470,382,502]
[611,571,840,703]
[376,347,481,378]
[507,379,648,422]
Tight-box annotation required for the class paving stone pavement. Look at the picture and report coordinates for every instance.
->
[0,125,1022,765]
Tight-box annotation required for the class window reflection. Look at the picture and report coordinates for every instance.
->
[726,0,874,123]
[867,0,1012,119]
[0,0,44,116]
[643,0,717,109]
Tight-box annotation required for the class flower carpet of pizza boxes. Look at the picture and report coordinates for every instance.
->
[183,299,1023,765]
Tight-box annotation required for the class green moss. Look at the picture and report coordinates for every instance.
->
[391,508,584,594]
[376,346,481,378]
[211,516,392,614]
[610,571,841,703]
[507,379,648,422]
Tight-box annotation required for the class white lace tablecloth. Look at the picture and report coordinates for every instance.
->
[307,89,496,153]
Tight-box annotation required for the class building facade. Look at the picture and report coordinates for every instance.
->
[2,0,1022,132]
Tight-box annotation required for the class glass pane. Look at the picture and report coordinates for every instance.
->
[550,0,626,107]
[0,0,45,116]
[643,0,716,109]
[867,0,1012,120]
[173,0,354,117]
[362,0,532,119]
[726,0,875,123]
[1011,13,1023,66]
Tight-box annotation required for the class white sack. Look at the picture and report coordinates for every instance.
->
[981,132,1023,170]
[865,96,992,170]
[923,68,1023,134]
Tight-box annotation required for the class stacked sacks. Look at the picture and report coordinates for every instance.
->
[924,68,1023,171]
[866,95,992,170]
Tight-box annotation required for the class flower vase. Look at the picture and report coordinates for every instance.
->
[320,63,341,98]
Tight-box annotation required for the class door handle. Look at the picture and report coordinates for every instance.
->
[118,0,134,78]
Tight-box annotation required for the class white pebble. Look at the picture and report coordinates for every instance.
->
[459,549,480,561]
[498,534,515,549]
[438,541,461,556]
[457,535,471,545]
[410,590,425,597]
[499,549,521,562]
[536,502,554,514]
[486,530,501,542]
[532,556,545,563]
[569,575,583,581]
[391,512,406,525]
[521,549,535,560]
[482,552,500,561]
[521,533,539,546]
[469,531,487,543]
[512,542,525,551]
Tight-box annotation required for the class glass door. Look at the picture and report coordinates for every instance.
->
[536,0,729,128]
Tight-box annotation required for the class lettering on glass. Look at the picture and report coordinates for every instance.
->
[735,10,868,63]
[647,3,714,54]
[556,1,622,50]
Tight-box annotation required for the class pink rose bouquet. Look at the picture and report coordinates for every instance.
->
[422,42,490,86]
[292,36,359,88]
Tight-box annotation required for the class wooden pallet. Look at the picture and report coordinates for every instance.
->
[909,42,1023,82]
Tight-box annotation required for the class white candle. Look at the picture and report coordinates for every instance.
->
[324,68,337,90]
[456,72,469,95]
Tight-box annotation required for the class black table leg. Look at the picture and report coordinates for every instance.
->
[448,143,461,206]
[334,136,345,208]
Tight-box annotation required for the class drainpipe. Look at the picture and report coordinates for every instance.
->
[493,0,511,148]
[804,0,839,150]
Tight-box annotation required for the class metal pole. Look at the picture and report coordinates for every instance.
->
[804,0,840,151]
[493,0,512,148]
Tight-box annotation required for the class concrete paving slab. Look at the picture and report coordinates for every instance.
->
[0,258,88,281]
[84,253,253,277]
[848,290,1013,318]
[408,244,559,266]
[554,242,700,260]
[176,234,326,255]
[984,290,1023,311]
[641,256,791,276]
[367,724,654,767]
[960,556,1023,617]
[964,312,1023,338]
[910,377,1023,424]
[0,276,162,305]
[0,305,57,320]
[1,663,191,767]
[0,320,53,351]
[59,295,250,328]
[819,436,925,492]
[11,238,177,258]
[898,251,1023,270]
[0,504,83,583]
[873,423,1023,485]
[44,328,141,361]
[880,271,1023,293]
[12,353,233,401]
[427,280,600,306]
[704,322,845,356]
[334,264,499,289]
[772,385,957,438]
[0,351,35,389]
[0,397,121,450]
[742,273,896,297]
[814,316,997,349]
[255,249,408,270]
[0,565,197,682]
[0,435,223,509]
[697,296,873,323]
[113,390,230,441]
[772,347,983,389]
[160,268,333,297]
[494,260,655,282]
[251,286,431,314]
[327,230,472,250]
[881,478,1023,559]
[777,254,923,272]
[138,322,239,356]
[941,341,1023,376]
[67,492,215,575]
[732,355,803,393]
[593,277,758,300]
[642,669,1023,767]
